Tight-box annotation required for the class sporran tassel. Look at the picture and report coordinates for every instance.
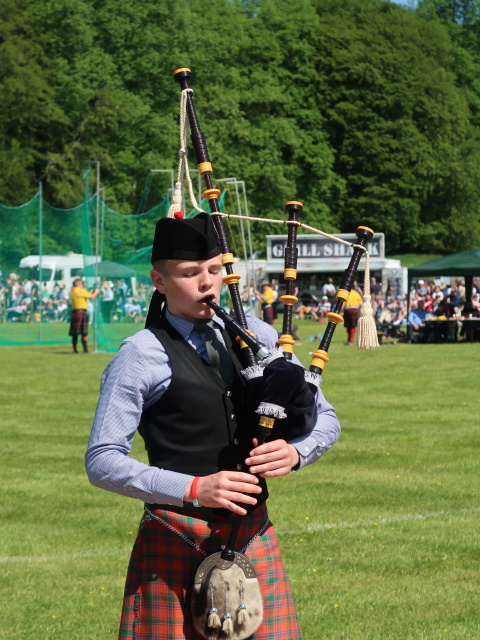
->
[207,583,221,629]
[208,609,221,629]
[223,613,233,635]
[222,582,233,635]
[357,251,379,350]
[237,580,248,625]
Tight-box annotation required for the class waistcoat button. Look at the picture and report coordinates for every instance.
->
[231,414,236,421]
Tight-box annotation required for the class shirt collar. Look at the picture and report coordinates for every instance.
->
[165,308,225,339]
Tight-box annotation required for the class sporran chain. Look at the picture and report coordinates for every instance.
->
[144,506,270,556]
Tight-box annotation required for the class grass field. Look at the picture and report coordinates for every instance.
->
[0,320,140,351]
[1,319,479,640]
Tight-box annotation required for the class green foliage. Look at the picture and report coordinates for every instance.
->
[1,0,480,253]
[311,0,480,252]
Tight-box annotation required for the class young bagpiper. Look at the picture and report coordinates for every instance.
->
[85,212,341,640]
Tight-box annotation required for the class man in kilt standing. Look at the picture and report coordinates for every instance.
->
[85,213,341,640]
[69,278,99,353]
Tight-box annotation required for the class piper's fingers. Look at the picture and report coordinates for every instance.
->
[246,441,289,466]
[224,471,260,485]
[224,502,248,516]
[219,491,259,516]
[248,438,288,458]
[195,472,261,510]
[251,461,292,478]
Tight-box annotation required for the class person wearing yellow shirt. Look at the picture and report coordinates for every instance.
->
[343,285,363,345]
[255,281,275,324]
[69,279,99,353]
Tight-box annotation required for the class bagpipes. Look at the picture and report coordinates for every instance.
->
[170,67,378,640]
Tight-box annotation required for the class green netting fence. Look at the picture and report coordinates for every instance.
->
[0,189,227,352]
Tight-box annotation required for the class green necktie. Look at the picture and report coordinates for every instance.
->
[194,320,234,385]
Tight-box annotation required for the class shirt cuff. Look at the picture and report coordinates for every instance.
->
[290,435,328,470]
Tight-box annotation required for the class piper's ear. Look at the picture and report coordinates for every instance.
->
[151,269,167,294]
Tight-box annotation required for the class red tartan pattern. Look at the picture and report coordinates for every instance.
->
[343,307,360,329]
[119,504,302,640]
[69,309,89,336]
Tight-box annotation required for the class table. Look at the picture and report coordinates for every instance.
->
[427,317,480,343]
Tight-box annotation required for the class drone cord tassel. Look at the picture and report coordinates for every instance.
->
[357,251,379,350]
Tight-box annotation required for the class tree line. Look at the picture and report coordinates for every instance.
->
[1,0,480,255]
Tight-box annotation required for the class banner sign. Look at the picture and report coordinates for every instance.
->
[267,233,384,261]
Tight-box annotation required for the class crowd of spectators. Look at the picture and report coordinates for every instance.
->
[3,268,479,343]
[407,278,479,343]
[0,272,153,325]
[292,276,407,339]
[290,275,480,344]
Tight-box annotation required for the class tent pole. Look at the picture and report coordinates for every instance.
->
[465,276,473,304]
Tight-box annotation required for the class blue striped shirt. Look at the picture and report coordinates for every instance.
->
[85,310,340,507]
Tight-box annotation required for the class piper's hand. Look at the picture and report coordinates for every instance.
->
[246,438,299,478]
[184,471,262,516]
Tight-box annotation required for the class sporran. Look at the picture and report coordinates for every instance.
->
[191,551,263,640]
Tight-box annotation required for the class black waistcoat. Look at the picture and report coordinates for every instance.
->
[138,316,268,504]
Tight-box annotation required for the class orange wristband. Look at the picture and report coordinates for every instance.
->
[191,476,201,507]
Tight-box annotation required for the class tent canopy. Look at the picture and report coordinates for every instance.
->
[409,248,480,278]
[83,259,137,279]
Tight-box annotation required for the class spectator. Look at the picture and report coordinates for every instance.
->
[55,283,69,302]
[6,301,29,322]
[317,295,332,319]
[407,299,430,343]
[321,277,336,301]
[370,277,382,299]
[255,281,275,324]
[114,279,128,316]
[376,299,393,325]
[447,288,463,309]
[343,284,362,345]
[423,291,435,312]
[56,300,69,322]
[416,279,428,296]
[69,279,99,353]
[126,299,144,323]
[295,301,320,321]
[100,280,115,323]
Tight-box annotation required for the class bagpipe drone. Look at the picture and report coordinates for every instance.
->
[165,67,378,640]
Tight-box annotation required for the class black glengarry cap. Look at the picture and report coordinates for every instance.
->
[151,212,220,264]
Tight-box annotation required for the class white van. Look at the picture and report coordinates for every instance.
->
[19,253,100,293]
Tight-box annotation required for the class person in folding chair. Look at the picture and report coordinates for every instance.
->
[85,212,340,640]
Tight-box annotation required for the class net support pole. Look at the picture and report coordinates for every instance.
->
[38,182,43,342]
[94,162,100,353]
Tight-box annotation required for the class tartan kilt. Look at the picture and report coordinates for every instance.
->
[119,503,302,640]
[69,309,88,336]
[343,307,360,329]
